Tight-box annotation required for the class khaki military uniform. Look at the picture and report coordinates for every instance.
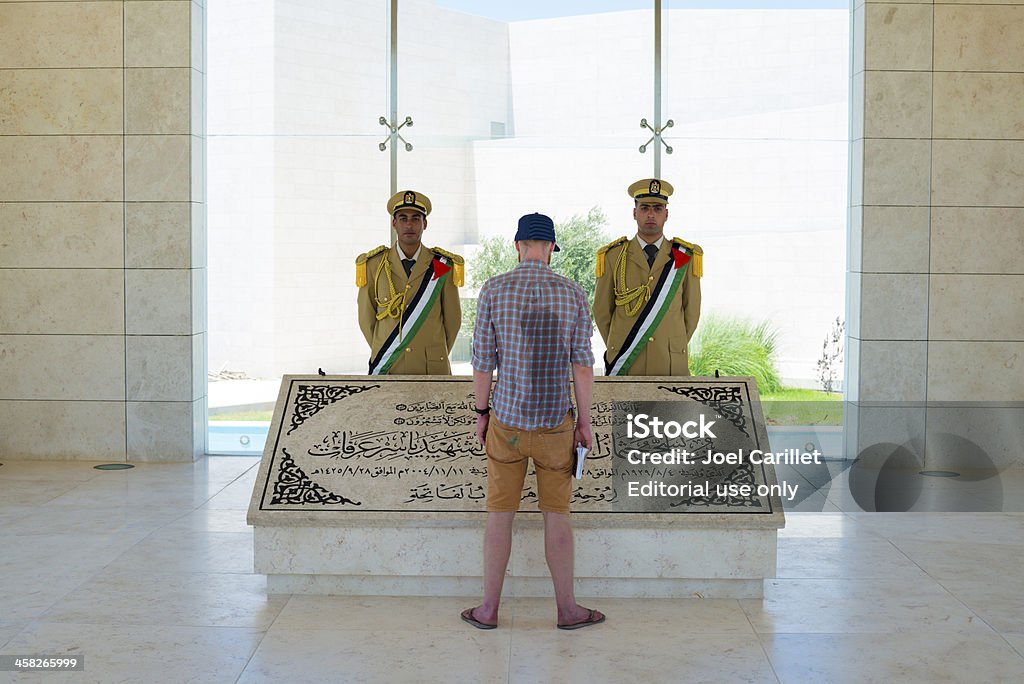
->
[593,236,702,376]
[356,244,462,374]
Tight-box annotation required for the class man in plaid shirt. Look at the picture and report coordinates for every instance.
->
[460,213,606,631]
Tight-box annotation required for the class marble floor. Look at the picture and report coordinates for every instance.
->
[1,457,1023,683]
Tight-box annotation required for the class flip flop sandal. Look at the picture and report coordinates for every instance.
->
[557,608,606,630]
[461,607,497,630]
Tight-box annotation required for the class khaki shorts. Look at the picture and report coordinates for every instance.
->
[485,412,575,514]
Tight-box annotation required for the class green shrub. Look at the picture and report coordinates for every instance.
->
[468,206,610,309]
[689,314,783,393]
[460,207,610,343]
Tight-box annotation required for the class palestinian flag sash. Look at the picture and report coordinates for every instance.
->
[605,242,691,376]
[368,254,453,375]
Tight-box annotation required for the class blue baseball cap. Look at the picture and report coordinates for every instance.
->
[515,213,560,251]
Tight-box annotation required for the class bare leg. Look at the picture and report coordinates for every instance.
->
[543,511,604,626]
[472,511,515,624]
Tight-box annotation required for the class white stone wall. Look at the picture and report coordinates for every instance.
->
[847,0,1024,467]
[0,0,207,461]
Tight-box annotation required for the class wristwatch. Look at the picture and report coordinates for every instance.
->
[473,406,491,416]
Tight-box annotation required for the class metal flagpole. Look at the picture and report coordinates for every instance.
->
[654,0,661,178]
[379,1,414,240]
[640,1,673,173]
[389,0,398,197]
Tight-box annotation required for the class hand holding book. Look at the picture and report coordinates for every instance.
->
[573,444,589,480]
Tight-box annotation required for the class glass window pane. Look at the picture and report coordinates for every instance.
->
[662,1,849,399]
[399,0,656,227]
[397,1,658,370]
[207,0,388,454]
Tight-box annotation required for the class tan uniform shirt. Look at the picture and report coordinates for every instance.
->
[593,236,701,376]
[357,245,461,374]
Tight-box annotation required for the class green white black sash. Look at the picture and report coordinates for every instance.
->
[369,254,452,375]
[605,242,690,376]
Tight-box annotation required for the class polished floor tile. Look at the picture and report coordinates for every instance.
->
[184,455,259,480]
[780,489,842,513]
[776,512,872,539]
[741,578,993,635]
[0,531,151,575]
[508,629,779,684]
[0,573,89,622]
[35,487,194,512]
[103,527,255,574]
[844,511,1024,545]
[238,627,512,684]
[0,507,30,529]
[0,532,144,622]
[0,460,105,482]
[775,537,928,580]
[0,622,27,651]
[272,595,495,632]
[200,471,260,510]
[1,502,182,537]
[42,478,234,510]
[160,507,252,534]
[0,622,263,684]
[506,596,755,634]
[822,469,1010,513]
[987,470,1024,512]
[2,457,1024,683]
[0,479,83,509]
[41,571,286,629]
[886,538,1024,583]
[761,632,1024,684]
[1004,633,1024,659]
[937,577,1024,634]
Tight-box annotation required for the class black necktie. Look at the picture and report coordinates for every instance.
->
[402,258,415,276]
[643,244,658,267]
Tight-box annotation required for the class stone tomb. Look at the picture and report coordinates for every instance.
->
[248,375,784,598]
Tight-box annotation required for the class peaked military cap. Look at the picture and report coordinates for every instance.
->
[628,178,674,204]
[387,189,432,216]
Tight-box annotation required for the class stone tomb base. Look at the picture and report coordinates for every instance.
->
[248,375,785,598]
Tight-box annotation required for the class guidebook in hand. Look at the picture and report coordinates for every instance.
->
[573,444,589,480]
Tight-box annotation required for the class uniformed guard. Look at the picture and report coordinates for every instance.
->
[356,190,463,375]
[593,178,702,376]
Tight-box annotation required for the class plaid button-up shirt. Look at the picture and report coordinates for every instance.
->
[471,259,595,430]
